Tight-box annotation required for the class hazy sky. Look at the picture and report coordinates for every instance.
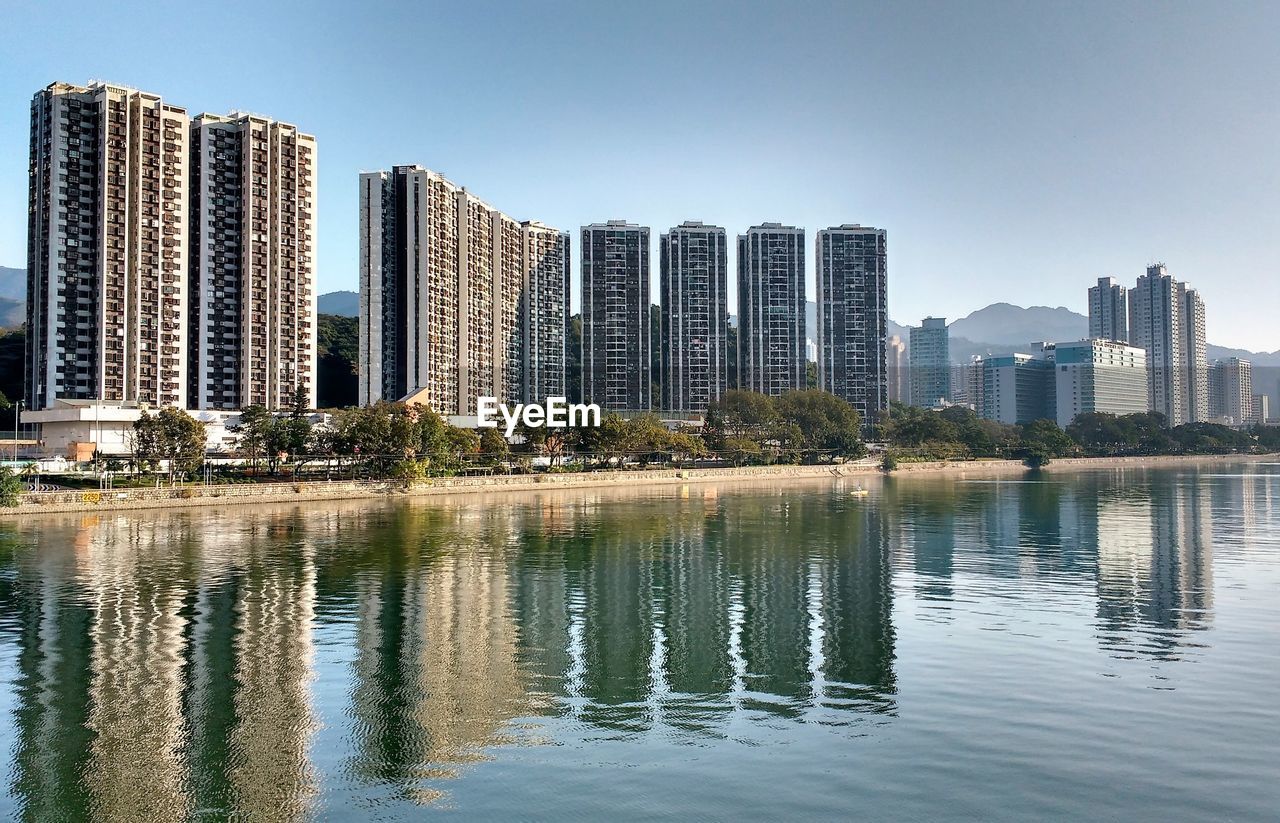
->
[1,1,1277,350]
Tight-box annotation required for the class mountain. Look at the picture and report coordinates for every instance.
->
[0,267,25,301]
[0,298,22,329]
[1207,344,1280,367]
[948,303,1087,347]
[318,290,359,317]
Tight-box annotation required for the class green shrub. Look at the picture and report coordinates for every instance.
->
[0,468,22,507]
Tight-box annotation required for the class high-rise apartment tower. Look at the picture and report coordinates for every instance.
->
[26,82,191,410]
[1088,276,1128,342]
[815,225,888,423]
[580,220,651,411]
[659,222,728,412]
[737,224,805,396]
[189,113,317,410]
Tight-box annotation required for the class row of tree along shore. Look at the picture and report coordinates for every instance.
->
[2,390,1278,506]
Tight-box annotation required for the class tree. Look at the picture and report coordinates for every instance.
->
[879,402,959,450]
[576,413,633,466]
[478,427,510,466]
[1253,423,1280,452]
[705,389,777,451]
[773,389,865,458]
[1019,418,1075,465]
[235,406,273,470]
[135,408,206,482]
[625,414,674,466]
[0,467,21,507]
[316,313,358,409]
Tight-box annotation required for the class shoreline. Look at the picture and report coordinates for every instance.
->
[2,452,1271,518]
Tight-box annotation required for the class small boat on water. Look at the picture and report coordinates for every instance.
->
[850,487,869,498]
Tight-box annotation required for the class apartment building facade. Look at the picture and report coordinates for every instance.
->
[581,220,651,411]
[1088,276,1128,342]
[659,222,729,412]
[1208,357,1252,424]
[815,225,888,424]
[26,82,191,411]
[1128,264,1185,425]
[189,113,317,410]
[522,221,571,403]
[909,317,950,407]
[358,165,565,415]
[737,224,805,396]
[1181,285,1208,424]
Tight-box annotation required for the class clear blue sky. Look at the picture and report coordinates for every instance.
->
[1,0,1277,350]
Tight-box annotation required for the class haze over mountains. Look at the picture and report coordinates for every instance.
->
[0,266,25,328]
[2,266,1277,369]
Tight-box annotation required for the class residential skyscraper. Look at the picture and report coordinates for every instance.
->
[189,113,317,410]
[1129,264,1185,426]
[909,317,950,407]
[581,220,650,411]
[1181,285,1208,423]
[737,223,805,396]
[522,222,570,403]
[659,222,728,412]
[1088,276,1128,342]
[26,82,191,410]
[358,166,563,414]
[815,225,888,423]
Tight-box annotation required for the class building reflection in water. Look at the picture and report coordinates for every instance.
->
[3,511,320,821]
[0,466,1254,815]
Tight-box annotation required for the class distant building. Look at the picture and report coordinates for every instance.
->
[659,222,729,412]
[582,220,651,411]
[737,224,805,395]
[909,317,950,407]
[1049,339,1149,428]
[1182,285,1208,423]
[1088,276,1128,342]
[1208,358,1252,425]
[1129,264,1186,425]
[951,358,984,412]
[358,166,565,414]
[886,335,908,403]
[189,112,318,410]
[981,353,1054,424]
[815,225,888,423]
[1249,395,1270,426]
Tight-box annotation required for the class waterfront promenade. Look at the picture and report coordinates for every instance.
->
[2,453,1267,517]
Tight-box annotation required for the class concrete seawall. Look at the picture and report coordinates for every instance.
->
[2,453,1267,517]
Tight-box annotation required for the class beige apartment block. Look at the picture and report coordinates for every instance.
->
[27,82,190,410]
[359,166,568,415]
[190,113,317,410]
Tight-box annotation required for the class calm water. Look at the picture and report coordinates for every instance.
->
[0,464,1277,821]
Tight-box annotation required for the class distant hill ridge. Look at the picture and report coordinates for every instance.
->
[1,267,1276,364]
[318,290,359,316]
